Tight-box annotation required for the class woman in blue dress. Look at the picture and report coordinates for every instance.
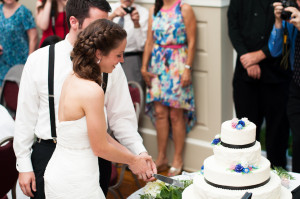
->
[0,0,37,86]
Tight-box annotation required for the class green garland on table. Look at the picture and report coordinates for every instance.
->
[140,180,193,199]
[273,166,295,180]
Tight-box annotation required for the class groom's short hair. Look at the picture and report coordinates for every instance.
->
[66,0,111,29]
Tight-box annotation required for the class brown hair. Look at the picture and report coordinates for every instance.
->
[66,0,111,29]
[154,0,163,16]
[71,19,127,86]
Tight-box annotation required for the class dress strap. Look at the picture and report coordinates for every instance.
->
[160,0,181,12]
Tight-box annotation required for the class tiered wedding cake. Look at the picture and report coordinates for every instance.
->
[182,118,292,199]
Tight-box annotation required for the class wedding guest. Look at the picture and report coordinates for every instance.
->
[35,0,69,47]
[0,0,37,86]
[109,0,148,87]
[228,0,291,169]
[44,18,153,198]
[14,0,156,198]
[141,0,197,176]
[282,6,300,172]
[268,1,300,70]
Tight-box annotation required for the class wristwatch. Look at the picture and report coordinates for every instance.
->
[184,65,191,70]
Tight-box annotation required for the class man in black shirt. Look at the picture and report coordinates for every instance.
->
[228,0,291,169]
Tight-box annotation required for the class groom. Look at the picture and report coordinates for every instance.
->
[13,0,156,198]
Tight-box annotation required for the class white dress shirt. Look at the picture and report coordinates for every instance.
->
[14,35,146,172]
[110,2,148,52]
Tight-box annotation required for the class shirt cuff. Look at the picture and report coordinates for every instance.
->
[127,142,147,155]
[16,157,33,172]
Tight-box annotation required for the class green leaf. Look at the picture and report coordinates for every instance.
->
[273,166,295,180]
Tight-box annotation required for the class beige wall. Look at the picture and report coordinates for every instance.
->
[19,0,234,171]
[19,0,35,14]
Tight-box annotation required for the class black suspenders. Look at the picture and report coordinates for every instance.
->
[48,44,57,142]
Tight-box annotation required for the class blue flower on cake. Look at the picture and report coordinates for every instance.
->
[234,164,244,173]
[236,124,243,130]
[200,165,204,175]
[211,134,221,145]
[243,168,250,173]
[229,161,258,174]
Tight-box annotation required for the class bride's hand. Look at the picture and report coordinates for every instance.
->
[128,154,153,179]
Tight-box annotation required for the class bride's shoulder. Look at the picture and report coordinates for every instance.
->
[79,80,104,100]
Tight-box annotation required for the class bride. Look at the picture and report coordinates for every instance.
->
[44,19,153,199]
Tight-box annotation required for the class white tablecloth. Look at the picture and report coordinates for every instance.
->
[128,172,300,199]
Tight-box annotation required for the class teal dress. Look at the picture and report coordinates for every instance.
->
[146,0,196,133]
[0,4,36,86]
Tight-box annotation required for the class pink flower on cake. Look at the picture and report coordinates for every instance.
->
[231,118,238,128]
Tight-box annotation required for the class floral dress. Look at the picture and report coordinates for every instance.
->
[146,0,196,133]
[0,4,36,86]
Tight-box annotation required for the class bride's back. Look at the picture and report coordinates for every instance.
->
[58,73,98,122]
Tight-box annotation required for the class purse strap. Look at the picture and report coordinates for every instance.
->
[48,44,57,142]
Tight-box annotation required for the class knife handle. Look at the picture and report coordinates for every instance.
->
[241,192,252,199]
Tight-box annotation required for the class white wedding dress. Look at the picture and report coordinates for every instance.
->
[44,117,105,199]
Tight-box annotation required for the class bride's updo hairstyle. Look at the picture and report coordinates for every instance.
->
[71,19,127,86]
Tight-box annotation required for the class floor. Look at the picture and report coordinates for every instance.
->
[107,165,170,199]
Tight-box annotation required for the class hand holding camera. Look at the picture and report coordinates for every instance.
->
[281,0,299,20]
[123,7,135,14]
[285,6,300,30]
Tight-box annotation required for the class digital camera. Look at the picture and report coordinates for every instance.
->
[123,7,135,14]
[281,0,299,20]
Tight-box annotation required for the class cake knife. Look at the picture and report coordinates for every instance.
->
[152,174,184,188]
[241,192,252,199]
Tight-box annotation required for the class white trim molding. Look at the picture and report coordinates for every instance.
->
[109,0,230,7]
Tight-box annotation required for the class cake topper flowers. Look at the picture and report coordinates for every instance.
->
[231,117,250,130]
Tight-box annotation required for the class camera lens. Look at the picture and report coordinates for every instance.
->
[281,11,292,20]
[123,7,134,14]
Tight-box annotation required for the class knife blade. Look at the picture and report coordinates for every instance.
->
[152,174,185,188]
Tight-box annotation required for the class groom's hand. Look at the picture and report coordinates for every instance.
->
[138,152,157,182]
[128,153,153,179]
[19,171,36,197]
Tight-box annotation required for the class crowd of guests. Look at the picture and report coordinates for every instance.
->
[1,0,300,198]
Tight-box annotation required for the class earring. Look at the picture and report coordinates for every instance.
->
[97,59,101,64]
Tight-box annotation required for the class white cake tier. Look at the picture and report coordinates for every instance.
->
[213,141,261,167]
[221,120,256,145]
[182,172,292,199]
[204,156,270,187]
